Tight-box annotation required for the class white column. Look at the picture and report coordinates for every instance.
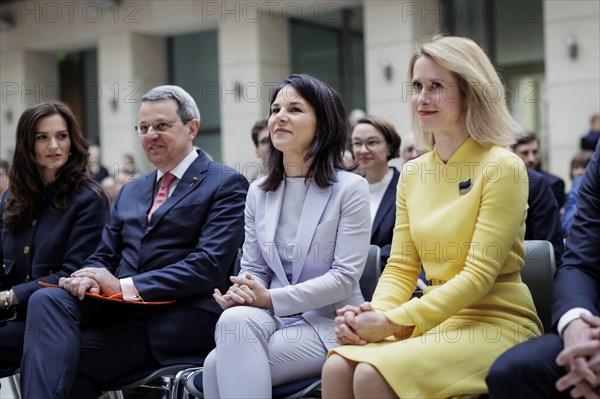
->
[218,15,289,176]
[0,50,58,161]
[97,32,166,175]
[363,0,439,136]
[543,0,600,182]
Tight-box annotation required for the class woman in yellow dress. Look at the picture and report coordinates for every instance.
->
[322,35,543,399]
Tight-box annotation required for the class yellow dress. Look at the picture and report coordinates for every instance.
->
[330,138,542,398]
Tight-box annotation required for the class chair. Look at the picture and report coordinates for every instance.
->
[522,240,556,333]
[360,244,381,302]
[103,363,201,399]
[0,368,20,399]
[104,250,242,399]
[177,245,382,399]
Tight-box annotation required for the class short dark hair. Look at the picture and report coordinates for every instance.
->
[251,118,268,147]
[262,74,349,192]
[354,115,401,160]
[570,150,593,179]
[511,131,538,150]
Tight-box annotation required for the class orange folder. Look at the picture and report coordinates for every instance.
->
[38,281,176,305]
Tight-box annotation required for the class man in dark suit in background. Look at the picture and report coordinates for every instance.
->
[19,85,249,398]
[513,132,566,208]
[525,168,564,267]
[487,142,600,398]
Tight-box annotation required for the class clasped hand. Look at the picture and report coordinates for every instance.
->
[213,274,272,310]
[58,268,120,300]
[334,302,413,345]
[556,313,600,399]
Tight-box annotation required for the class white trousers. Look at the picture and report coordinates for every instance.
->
[203,306,327,399]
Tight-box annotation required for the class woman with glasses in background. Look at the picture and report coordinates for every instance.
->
[350,116,401,268]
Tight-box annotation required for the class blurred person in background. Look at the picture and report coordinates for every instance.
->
[0,160,9,197]
[250,118,269,181]
[401,132,426,163]
[87,145,109,183]
[580,113,600,151]
[562,150,594,236]
[350,115,400,267]
[512,132,565,208]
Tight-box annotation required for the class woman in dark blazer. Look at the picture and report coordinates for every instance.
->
[0,101,110,375]
[350,115,401,267]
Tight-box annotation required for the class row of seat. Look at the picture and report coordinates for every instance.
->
[5,241,555,399]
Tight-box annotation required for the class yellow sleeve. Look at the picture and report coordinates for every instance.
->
[378,155,528,336]
[370,166,422,313]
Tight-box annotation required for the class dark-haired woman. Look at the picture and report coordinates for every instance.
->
[350,115,401,268]
[202,74,371,398]
[0,101,110,375]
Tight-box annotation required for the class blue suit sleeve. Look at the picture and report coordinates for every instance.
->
[11,186,110,304]
[525,169,564,267]
[552,144,600,326]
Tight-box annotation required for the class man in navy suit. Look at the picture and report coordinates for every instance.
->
[487,143,600,398]
[513,132,566,208]
[525,168,564,267]
[19,85,249,398]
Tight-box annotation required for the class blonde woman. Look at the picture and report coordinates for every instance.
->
[322,35,542,399]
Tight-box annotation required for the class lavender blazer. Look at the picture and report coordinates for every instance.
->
[240,170,371,350]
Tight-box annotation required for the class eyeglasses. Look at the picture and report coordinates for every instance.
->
[258,137,270,146]
[403,146,417,153]
[134,120,182,136]
[351,139,384,150]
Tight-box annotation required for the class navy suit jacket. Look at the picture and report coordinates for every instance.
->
[525,169,564,267]
[552,143,600,328]
[370,167,399,267]
[83,151,248,363]
[0,183,110,310]
[540,170,565,209]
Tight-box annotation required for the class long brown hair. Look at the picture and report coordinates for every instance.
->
[4,101,98,230]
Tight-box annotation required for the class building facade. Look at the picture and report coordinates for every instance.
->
[0,0,598,183]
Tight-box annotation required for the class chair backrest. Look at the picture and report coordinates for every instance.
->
[522,240,556,333]
[360,245,381,302]
[232,248,243,276]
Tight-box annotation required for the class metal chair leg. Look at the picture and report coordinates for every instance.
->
[108,390,125,399]
[8,373,21,399]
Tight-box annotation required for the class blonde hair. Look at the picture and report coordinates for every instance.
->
[409,35,523,150]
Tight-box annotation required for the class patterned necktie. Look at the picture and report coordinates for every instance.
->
[147,173,176,223]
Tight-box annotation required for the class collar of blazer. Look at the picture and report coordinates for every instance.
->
[138,155,210,229]
[264,178,333,285]
[371,167,400,237]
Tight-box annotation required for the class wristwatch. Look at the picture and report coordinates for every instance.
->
[1,290,13,309]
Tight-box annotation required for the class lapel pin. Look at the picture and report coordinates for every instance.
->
[190,176,198,187]
[458,178,472,195]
